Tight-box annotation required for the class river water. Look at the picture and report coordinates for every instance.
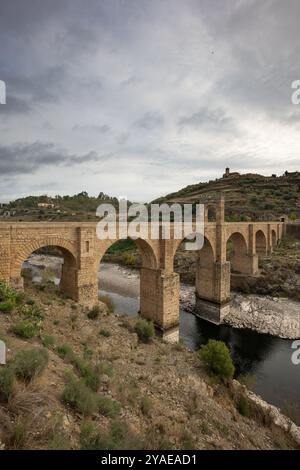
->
[24,256,300,419]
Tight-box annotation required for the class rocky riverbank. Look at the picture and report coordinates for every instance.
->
[224,294,300,339]
[23,255,300,339]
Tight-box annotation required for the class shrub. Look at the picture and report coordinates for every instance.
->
[19,303,44,320]
[134,319,155,343]
[87,305,100,320]
[80,420,139,450]
[13,348,49,381]
[199,339,235,381]
[140,395,152,416]
[97,396,121,417]
[0,282,18,304]
[11,320,40,339]
[48,433,70,450]
[99,328,111,337]
[237,395,250,417]
[56,344,73,359]
[122,252,137,266]
[61,375,99,415]
[71,355,100,392]
[0,366,15,402]
[0,301,15,313]
[41,334,56,349]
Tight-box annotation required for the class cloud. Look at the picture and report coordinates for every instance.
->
[0,0,299,201]
[178,107,235,132]
[0,141,103,175]
[133,112,164,130]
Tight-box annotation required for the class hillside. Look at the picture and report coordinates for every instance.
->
[0,281,299,450]
[0,192,122,222]
[153,169,300,221]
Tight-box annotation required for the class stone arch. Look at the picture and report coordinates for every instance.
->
[205,204,217,222]
[255,230,267,256]
[271,229,277,247]
[14,238,78,299]
[226,232,248,273]
[96,237,158,270]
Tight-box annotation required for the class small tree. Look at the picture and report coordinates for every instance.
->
[134,319,155,343]
[199,339,235,381]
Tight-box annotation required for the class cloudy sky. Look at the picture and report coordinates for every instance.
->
[0,0,300,202]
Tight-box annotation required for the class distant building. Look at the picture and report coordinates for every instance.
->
[223,167,240,178]
[284,171,300,178]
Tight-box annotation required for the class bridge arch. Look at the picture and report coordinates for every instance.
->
[255,230,267,256]
[15,238,78,300]
[226,232,248,274]
[96,237,159,270]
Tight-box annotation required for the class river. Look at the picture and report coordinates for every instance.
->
[23,255,300,421]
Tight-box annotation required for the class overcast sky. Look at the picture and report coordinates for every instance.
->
[0,0,300,202]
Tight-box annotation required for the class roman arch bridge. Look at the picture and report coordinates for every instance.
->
[0,199,284,335]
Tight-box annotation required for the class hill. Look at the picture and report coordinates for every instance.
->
[153,169,300,221]
[0,281,299,449]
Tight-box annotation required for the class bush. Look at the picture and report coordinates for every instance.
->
[199,339,235,381]
[0,366,15,402]
[61,375,99,415]
[71,355,100,392]
[140,395,152,416]
[41,334,56,349]
[19,303,44,320]
[11,320,40,339]
[56,344,73,359]
[80,420,140,450]
[0,301,15,313]
[97,396,121,417]
[122,252,137,266]
[87,305,100,320]
[99,328,111,337]
[13,348,49,381]
[134,319,155,343]
[237,396,250,417]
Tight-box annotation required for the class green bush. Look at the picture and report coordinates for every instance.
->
[237,395,250,417]
[61,375,99,415]
[41,334,56,349]
[13,348,49,381]
[0,301,15,313]
[71,355,100,392]
[19,303,44,320]
[80,420,140,450]
[0,366,15,402]
[56,344,73,359]
[87,305,100,320]
[97,395,121,417]
[134,319,155,343]
[99,328,111,337]
[11,320,40,339]
[140,395,153,416]
[0,282,18,303]
[199,339,235,381]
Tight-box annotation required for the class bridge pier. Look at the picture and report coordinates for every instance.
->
[195,260,231,324]
[140,267,180,338]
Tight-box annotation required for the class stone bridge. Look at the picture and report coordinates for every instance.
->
[0,199,284,335]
